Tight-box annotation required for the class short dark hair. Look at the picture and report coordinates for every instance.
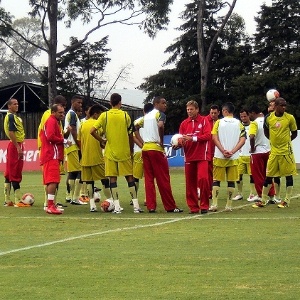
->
[240,108,249,115]
[222,102,235,114]
[89,104,105,116]
[153,96,164,105]
[71,95,84,103]
[53,95,66,105]
[210,104,219,111]
[248,104,261,114]
[143,103,154,114]
[110,93,122,106]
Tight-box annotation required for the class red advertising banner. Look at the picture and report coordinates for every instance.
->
[0,139,40,172]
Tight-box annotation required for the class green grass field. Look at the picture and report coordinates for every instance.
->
[1,168,299,299]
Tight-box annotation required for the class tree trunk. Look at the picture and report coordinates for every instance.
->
[47,0,58,106]
[196,0,237,112]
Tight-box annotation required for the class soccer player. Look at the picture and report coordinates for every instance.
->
[90,93,143,213]
[252,97,298,208]
[78,104,112,212]
[134,96,183,213]
[177,100,211,214]
[37,95,67,209]
[232,109,256,201]
[210,102,246,212]
[248,105,276,203]
[3,98,25,207]
[131,103,154,205]
[64,95,86,205]
[40,104,69,215]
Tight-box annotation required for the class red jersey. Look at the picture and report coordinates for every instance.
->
[179,114,211,162]
[39,114,64,165]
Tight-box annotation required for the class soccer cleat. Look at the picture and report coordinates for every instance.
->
[4,201,14,207]
[248,195,261,202]
[14,202,31,207]
[247,194,256,202]
[268,197,282,204]
[46,205,63,215]
[112,209,122,214]
[65,198,71,203]
[90,207,97,212]
[252,200,266,208]
[208,205,218,212]
[278,201,289,208]
[232,194,243,201]
[224,206,232,212]
[200,209,208,214]
[79,195,90,203]
[148,209,156,213]
[166,208,183,213]
[134,208,144,213]
[70,199,88,205]
[56,202,68,207]
[129,200,133,205]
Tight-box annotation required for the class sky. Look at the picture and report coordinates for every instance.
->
[1,0,272,94]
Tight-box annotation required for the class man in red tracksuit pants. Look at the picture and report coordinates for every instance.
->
[178,100,211,214]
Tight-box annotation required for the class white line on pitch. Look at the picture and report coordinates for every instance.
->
[0,194,299,257]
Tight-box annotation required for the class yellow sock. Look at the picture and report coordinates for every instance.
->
[250,183,255,195]
[14,189,21,203]
[226,186,235,207]
[212,185,220,207]
[73,179,82,200]
[4,183,11,202]
[285,186,293,204]
[237,181,243,195]
[261,184,272,204]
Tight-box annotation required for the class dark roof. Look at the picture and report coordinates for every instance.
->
[0,82,142,112]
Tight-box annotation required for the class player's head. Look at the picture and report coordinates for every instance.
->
[7,98,19,113]
[110,93,122,107]
[53,95,67,108]
[239,109,250,125]
[248,104,261,121]
[71,95,83,111]
[274,97,287,114]
[143,103,154,114]
[209,104,220,121]
[89,104,106,119]
[51,104,65,121]
[186,100,199,119]
[153,96,167,112]
[222,102,235,116]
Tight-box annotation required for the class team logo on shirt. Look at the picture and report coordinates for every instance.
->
[275,122,281,128]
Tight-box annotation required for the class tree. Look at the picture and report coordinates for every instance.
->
[55,36,111,101]
[196,0,237,111]
[0,17,44,86]
[230,0,300,118]
[0,0,174,105]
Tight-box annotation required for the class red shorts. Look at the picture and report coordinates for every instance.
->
[4,142,24,182]
[43,160,61,185]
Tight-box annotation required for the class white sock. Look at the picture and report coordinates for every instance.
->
[113,199,121,211]
[132,198,140,209]
[90,198,96,210]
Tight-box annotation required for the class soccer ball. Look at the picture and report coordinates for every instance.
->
[100,199,115,212]
[170,133,184,147]
[21,193,35,205]
[94,191,101,203]
[266,89,280,102]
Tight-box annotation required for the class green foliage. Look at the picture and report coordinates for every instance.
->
[140,0,300,130]
[55,36,111,101]
[1,169,300,299]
